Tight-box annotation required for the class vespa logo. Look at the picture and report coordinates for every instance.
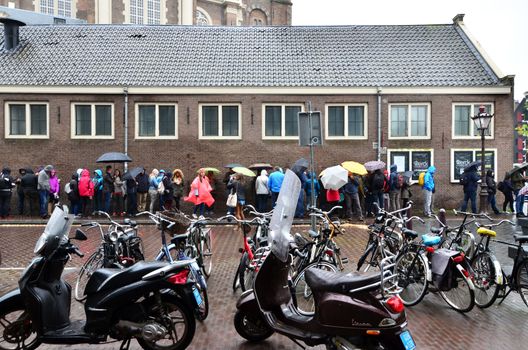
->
[351,319,371,327]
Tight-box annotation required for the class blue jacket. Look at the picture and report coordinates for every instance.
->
[304,172,320,196]
[343,176,359,194]
[268,171,285,193]
[93,169,103,192]
[462,170,480,193]
[423,166,436,192]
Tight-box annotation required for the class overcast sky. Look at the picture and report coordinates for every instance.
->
[292,0,527,101]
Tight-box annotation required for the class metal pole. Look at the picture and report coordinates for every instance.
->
[307,101,316,231]
[479,128,488,213]
[123,87,129,173]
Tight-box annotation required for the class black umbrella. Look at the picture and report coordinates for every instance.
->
[464,161,481,172]
[96,152,132,163]
[123,167,144,180]
[292,158,309,174]
[224,163,244,168]
[508,163,528,175]
[401,171,414,179]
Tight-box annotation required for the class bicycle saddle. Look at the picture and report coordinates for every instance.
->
[304,268,382,294]
[402,228,418,240]
[430,227,442,234]
[514,234,528,243]
[422,234,441,246]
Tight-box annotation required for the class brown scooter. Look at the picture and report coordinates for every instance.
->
[233,170,416,350]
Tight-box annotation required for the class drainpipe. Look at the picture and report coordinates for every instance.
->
[123,87,129,172]
[377,87,382,161]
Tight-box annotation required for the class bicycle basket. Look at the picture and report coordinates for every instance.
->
[159,211,191,234]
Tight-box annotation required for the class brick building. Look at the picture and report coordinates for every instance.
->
[0,0,292,25]
[0,14,515,209]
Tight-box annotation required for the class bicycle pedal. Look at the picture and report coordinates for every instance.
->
[340,257,349,264]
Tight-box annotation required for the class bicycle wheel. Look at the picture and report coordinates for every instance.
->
[516,259,528,307]
[239,253,257,292]
[195,284,209,322]
[74,250,104,302]
[439,265,475,313]
[471,252,501,308]
[394,251,428,306]
[292,261,338,315]
[200,229,213,278]
[232,262,241,292]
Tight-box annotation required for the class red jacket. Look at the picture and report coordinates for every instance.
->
[78,169,94,197]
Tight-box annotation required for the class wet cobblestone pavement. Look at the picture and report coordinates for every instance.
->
[1,217,527,349]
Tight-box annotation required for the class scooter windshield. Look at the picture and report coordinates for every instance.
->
[34,205,74,256]
[269,170,301,262]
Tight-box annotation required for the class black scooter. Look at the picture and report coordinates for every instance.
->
[0,205,201,350]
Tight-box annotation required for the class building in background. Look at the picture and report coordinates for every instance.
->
[0,5,86,24]
[0,0,292,25]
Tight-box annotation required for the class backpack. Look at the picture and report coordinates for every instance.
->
[372,173,385,191]
[64,183,72,194]
[497,181,505,193]
[0,174,12,190]
[418,172,426,187]
[459,173,468,186]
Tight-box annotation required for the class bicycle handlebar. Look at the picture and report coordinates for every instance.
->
[475,219,515,229]
[308,205,342,216]
[217,215,261,225]
[404,216,425,224]
[429,214,447,228]
[453,209,493,221]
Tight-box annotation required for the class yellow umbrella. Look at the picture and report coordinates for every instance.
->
[232,166,256,177]
[341,161,368,175]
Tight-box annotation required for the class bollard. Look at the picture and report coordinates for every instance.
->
[406,206,413,230]
[439,208,447,226]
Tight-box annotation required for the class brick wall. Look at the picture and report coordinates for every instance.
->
[0,0,34,10]
[0,91,514,211]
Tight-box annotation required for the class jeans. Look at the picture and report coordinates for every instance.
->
[38,190,49,217]
[23,190,38,216]
[503,193,514,212]
[488,193,500,214]
[256,194,268,213]
[127,192,137,215]
[113,194,124,214]
[423,189,433,216]
[295,191,305,218]
[148,189,159,213]
[137,192,147,212]
[271,192,280,208]
[461,191,477,213]
[0,192,11,217]
[345,192,363,219]
[93,191,102,213]
[70,200,80,215]
[17,191,24,215]
[389,190,401,212]
[80,196,91,217]
[515,189,524,214]
[194,203,205,216]
[103,191,112,213]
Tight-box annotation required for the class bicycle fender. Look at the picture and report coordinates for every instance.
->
[420,252,432,282]
[455,264,475,290]
[489,254,503,285]
[0,289,24,312]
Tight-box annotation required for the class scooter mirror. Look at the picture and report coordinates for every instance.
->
[73,228,88,241]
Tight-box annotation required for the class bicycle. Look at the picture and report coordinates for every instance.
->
[74,212,142,302]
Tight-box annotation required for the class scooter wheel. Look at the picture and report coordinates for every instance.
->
[234,310,273,342]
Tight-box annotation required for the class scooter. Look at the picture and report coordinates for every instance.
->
[0,205,202,350]
[234,170,416,350]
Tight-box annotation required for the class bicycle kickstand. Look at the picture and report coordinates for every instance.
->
[120,338,131,350]
[498,288,513,305]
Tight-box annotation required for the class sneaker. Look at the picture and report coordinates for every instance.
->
[199,215,205,220]
[192,214,198,219]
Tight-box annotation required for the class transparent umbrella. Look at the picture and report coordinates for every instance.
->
[320,165,348,190]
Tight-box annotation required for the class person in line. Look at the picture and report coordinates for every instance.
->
[304,172,320,211]
[92,169,104,213]
[67,172,80,216]
[422,166,436,217]
[126,172,138,216]
[102,165,114,214]
[389,164,401,211]
[401,176,412,211]
[486,170,501,214]
[460,167,480,213]
[344,172,363,222]
[205,171,217,215]
[48,169,60,214]
[367,169,385,214]
[500,173,515,213]
[160,170,173,210]
[15,168,26,215]
[228,173,246,224]
[113,169,125,216]
[172,169,185,211]
[268,167,284,208]
[223,167,236,215]
[136,168,149,212]
[255,169,269,213]
[37,165,53,219]
[185,168,214,219]
[20,167,38,216]
[148,169,160,213]
[78,169,94,218]
[0,167,15,219]
[511,168,526,217]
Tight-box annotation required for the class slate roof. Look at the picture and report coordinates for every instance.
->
[0,24,502,88]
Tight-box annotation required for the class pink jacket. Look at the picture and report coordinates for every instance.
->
[184,176,215,207]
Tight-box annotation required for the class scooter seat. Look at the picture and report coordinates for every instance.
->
[84,261,169,295]
[304,267,381,294]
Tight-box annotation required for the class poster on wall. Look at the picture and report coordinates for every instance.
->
[389,152,409,173]
[475,150,496,173]
[453,151,475,181]
[411,152,431,180]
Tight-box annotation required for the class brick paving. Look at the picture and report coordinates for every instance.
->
[1,218,528,350]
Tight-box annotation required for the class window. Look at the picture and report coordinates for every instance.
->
[4,102,48,139]
[389,103,430,139]
[147,0,161,24]
[71,104,113,139]
[452,103,494,139]
[135,103,178,139]
[262,104,303,139]
[451,149,497,183]
[325,104,368,139]
[130,0,145,24]
[38,0,73,17]
[196,9,210,25]
[387,149,434,182]
[129,0,164,24]
[199,104,241,139]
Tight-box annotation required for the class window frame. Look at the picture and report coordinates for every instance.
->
[4,102,50,139]
[261,103,304,140]
[386,149,435,184]
[388,103,431,140]
[70,103,115,139]
[199,103,242,140]
[450,148,497,183]
[134,103,178,140]
[324,103,368,140]
[451,103,495,140]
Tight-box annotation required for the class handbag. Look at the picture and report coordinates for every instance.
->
[157,180,165,194]
[226,192,238,207]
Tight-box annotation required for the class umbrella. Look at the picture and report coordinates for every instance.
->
[224,163,244,169]
[248,163,273,170]
[320,165,348,190]
[401,171,415,179]
[364,160,386,172]
[341,161,367,175]
[96,152,132,163]
[199,167,221,174]
[292,158,309,174]
[509,163,528,175]
[232,166,256,177]
[464,161,481,172]
[123,167,144,180]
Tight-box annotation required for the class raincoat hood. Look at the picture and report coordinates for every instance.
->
[390,164,398,173]
[173,169,184,179]
[94,169,103,177]
[260,169,268,176]
[81,169,90,178]
[44,165,53,172]
[71,172,78,180]
[428,166,436,174]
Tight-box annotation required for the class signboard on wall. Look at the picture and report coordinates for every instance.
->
[453,151,474,181]
[411,152,431,180]
[298,112,323,146]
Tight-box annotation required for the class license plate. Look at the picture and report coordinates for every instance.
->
[400,330,416,350]
[192,287,203,306]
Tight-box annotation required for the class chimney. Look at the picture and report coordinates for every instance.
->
[452,14,465,25]
[0,18,26,51]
